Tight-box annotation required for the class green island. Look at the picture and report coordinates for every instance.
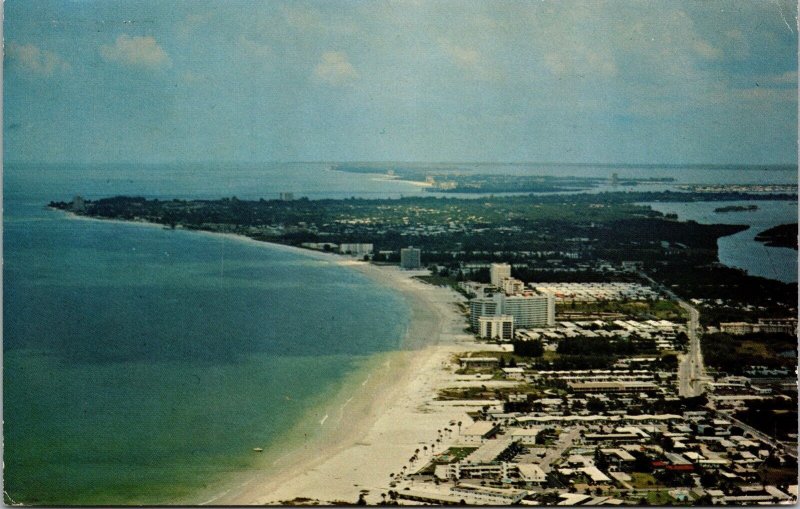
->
[713,205,758,213]
[754,223,798,250]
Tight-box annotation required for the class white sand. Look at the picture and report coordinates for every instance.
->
[60,210,483,505]
[207,261,484,505]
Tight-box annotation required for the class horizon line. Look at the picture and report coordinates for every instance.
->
[5,160,798,168]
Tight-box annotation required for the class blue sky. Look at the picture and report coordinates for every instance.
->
[4,0,797,164]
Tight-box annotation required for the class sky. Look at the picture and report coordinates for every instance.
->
[3,0,798,165]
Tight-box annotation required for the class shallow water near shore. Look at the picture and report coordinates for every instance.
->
[4,162,797,504]
[4,201,409,504]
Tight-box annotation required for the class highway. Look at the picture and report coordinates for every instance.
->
[677,300,706,397]
[637,272,706,397]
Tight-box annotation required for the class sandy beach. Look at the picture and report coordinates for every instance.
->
[62,210,482,505]
[204,260,477,505]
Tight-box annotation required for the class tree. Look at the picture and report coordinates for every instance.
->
[587,398,606,413]
[513,339,544,357]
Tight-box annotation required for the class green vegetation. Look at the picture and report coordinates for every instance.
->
[439,447,478,463]
[557,300,686,321]
[714,204,758,213]
[510,336,672,372]
[629,472,663,489]
[754,223,798,250]
[736,399,799,442]
[644,490,674,505]
[701,332,797,374]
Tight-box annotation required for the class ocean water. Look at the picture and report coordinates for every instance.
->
[3,170,411,504]
[3,162,797,504]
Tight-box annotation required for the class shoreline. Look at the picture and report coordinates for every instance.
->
[58,209,476,505]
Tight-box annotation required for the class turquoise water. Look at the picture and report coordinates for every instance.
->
[4,185,410,504]
[3,162,797,504]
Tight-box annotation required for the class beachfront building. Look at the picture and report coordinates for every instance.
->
[478,315,514,341]
[469,296,501,330]
[400,246,422,269]
[490,263,511,287]
[338,243,373,256]
[503,293,555,328]
[460,421,500,444]
[469,292,555,330]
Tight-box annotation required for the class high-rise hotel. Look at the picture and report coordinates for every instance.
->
[469,292,555,331]
[489,263,511,287]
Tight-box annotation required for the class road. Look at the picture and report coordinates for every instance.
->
[677,300,707,397]
[638,272,706,397]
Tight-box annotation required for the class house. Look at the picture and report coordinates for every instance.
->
[516,464,547,484]
[459,357,500,369]
[461,421,500,444]
[508,427,541,444]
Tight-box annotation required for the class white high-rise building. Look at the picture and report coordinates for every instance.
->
[469,292,555,330]
[502,277,525,295]
[502,293,555,328]
[478,315,514,341]
[490,263,511,287]
[469,296,501,330]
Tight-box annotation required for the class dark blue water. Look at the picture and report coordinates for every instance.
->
[4,165,411,504]
[3,162,796,504]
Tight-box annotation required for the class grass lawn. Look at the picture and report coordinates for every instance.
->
[645,490,673,505]
[441,447,477,462]
[629,472,664,489]
[558,300,686,321]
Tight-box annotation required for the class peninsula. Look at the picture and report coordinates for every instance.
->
[49,191,798,505]
[755,223,798,250]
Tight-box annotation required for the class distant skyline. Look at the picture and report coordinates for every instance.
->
[4,0,798,165]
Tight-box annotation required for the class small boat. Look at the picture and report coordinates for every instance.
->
[253,447,263,452]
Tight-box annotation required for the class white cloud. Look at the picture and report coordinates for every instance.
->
[757,70,797,85]
[440,40,480,69]
[692,39,722,60]
[439,38,502,81]
[238,35,273,60]
[313,51,358,85]
[5,42,71,77]
[543,45,618,79]
[281,5,358,35]
[100,35,171,70]
[177,12,214,39]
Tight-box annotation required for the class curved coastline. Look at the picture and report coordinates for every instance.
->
[58,210,470,505]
